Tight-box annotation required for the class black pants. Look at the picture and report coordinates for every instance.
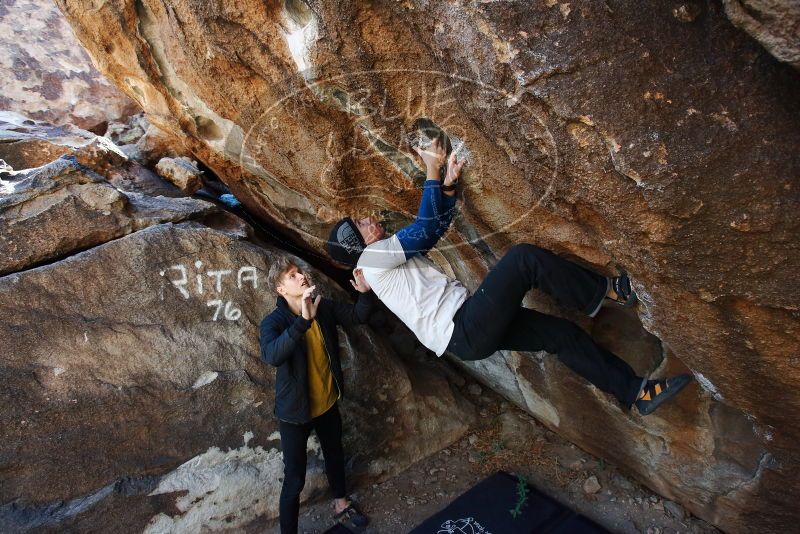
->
[446,244,643,407]
[279,402,346,534]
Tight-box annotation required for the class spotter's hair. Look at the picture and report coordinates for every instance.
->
[267,257,297,295]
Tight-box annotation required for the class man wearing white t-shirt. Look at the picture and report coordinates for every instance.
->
[326,136,690,416]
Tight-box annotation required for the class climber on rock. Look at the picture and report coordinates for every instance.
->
[326,134,691,416]
[260,258,372,533]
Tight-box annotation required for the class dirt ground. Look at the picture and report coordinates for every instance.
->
[257,379,720,534]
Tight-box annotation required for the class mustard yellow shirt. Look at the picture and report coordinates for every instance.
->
[305,320,338,418]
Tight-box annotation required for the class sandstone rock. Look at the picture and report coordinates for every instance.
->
[111,113,186,166]
[498,411,543,453]
[0,111,162,182]
[0,222,473,531]
[0,111,186,197]
[664,500,686,521]
[0,0,138,131]
[155,156,203,194]
[722,1,800,69]
[569,459,585,471]
[105,113,149,146]
[0,114,214,275]
[583,476,602,495]
[0,157,216,275]
[49,0,800,531]
[126,121,186,166]
[466,384,482,396]
[612,473,635,492]
[557,444,586,471]
[0,111,97,170]
[104,162,185,199]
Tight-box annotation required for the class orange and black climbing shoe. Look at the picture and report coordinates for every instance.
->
[607,272,638,308]
[634,374,692,416]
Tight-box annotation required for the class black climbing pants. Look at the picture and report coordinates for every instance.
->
[446,244,643,407]
[279,402,346,534]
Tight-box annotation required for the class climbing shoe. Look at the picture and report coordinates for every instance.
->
[635,374,692,416]
[607,272,638,308]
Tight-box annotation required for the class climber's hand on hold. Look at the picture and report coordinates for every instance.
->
[444,150,465,188]
[414,137,447,180]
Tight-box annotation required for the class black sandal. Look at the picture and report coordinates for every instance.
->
[635,374,692,415]
[333,501,369,528]
[606,272,638,308]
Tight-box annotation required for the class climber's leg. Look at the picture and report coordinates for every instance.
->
[500,243,610,314]
[497,307,644,407]
[447,243,609,360]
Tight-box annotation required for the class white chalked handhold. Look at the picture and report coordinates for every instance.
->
[192,371,219,389]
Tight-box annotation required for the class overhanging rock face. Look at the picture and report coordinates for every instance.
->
[54,0,800,531]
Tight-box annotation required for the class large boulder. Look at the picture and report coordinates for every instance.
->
[0,155,215,275]
[0,221,472,532]
[48,0,800,531]
[0,113,210,275]
[0,115,473,531]
[0,0,138,131]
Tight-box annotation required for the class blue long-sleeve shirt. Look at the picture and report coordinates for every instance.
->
[396,180,457,259]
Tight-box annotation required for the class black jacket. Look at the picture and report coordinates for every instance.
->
[259,292,374,424]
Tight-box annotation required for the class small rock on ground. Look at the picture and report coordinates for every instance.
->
[467,384,482,396]
[583,475,602,494]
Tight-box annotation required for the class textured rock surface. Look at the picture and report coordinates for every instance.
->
[722,0,800,69]
[0,111,187,197]
[0,111,97,170]
[155,156,203,193]
[0,113,213,275]
[0,222,471,531]
[0,156,215,275]
[0,117,472,531]
[114,114,187,166]
[0,0,138,131]
[50,0,800,531]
